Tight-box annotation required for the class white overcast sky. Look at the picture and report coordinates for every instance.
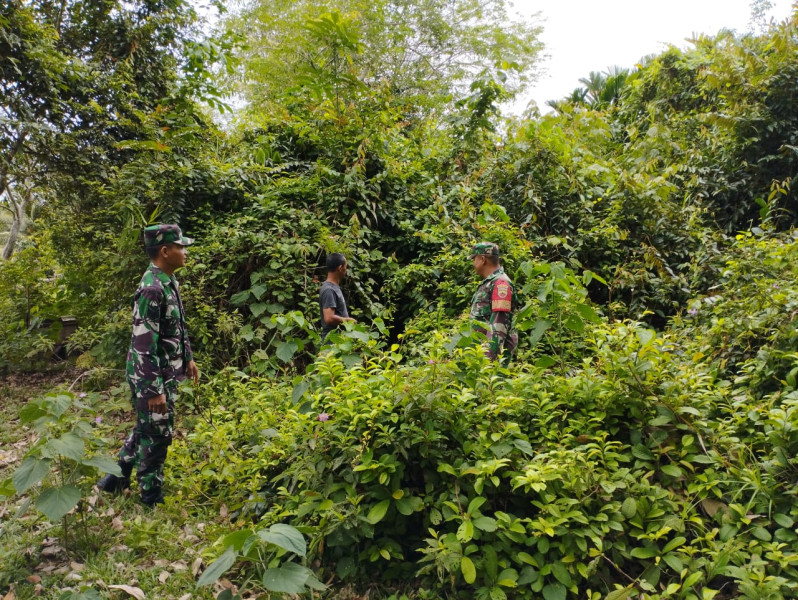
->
[511,0,796,113]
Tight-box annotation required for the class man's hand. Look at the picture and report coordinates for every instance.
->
[148,394,167,414]
[344,317,358,324]
[186,360,199,384]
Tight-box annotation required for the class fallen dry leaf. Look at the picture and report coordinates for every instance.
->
[153,559,169,568]
[26,575,41,584]
[2,588,16,600]
[191,557,203,577]
[177,594,191,600]
[33,584,44,596]
[111,516,124,531]
[219,504,229,519]
[170,560,188,571]
[158,571,170,583]
[40,545,62,558]
[70,562,85,572]
[108,585,146,600]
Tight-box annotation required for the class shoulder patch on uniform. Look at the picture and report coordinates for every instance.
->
[491,281,512,312]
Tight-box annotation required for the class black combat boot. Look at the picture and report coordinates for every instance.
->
[96,462,133,493]
[140,488,165,507]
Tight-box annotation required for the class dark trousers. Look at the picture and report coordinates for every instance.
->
[118,387,176,500]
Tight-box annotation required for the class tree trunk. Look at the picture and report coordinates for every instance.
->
[1,188,27,261]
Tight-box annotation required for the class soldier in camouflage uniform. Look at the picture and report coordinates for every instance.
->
[97,224,199,506]
[468,242,518,364]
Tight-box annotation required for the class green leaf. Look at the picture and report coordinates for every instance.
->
[223,529,255,552]
[251,284,268,300]
[473,516,498,532]
[366,499,391,524]
[513,439,534,456]
[661,464,682,478]
[258,524,307,556]
[563,314,584,333]
[662,554,683,572]
[529,319,553,347]
[262,563,314,594]
[46,433,85,462]
[774,513,794,528]
[395,497,413,515]
[541,583,566,600]
[250,303,269,318]
[461,556,476,584]
[630,546,659,559]
[551,562,572,586]
[662,536,686,553]
[197,546,237,586]
[467,496,487,514]
[535,355,556,369]
[13,457,51,494]
[291,380,310,404]
[230,291,250,306]
[0,477,15,497]
[575,303,600,322]
[604,586,634,600]
[621,497,637,519]
[631,444,654,461]
[35,485,81,521]
[82,456,123,476]
[19,401,48,424]
[752,526,772,541]
[637,328,655,346]
[457,519,474,542]
[275,340,299,362]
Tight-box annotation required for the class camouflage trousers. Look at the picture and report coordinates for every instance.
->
[118,387,176,502]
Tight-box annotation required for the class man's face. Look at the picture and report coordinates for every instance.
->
[472,255,486,275]
[162,243,188,270]
[338,261,348,278]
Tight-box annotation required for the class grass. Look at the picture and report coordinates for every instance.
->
[0,370,241,600]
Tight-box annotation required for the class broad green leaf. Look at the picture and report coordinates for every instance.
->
[551,562,572,586]
[19,401,48,424]
[457,519,474,542]
[262,562,313,594]
[13,457,51,494]
[774,513,794,528]
[660,464,682,478]
[541,583,566,600]
[35,485,81,521]
[250,284,268,300]
[366,499,391,524]
[461,556,476,584]
[395,497,413,515]
[752,526,772,541]
[258,523,306,556]
[0,477,15,497]
[275,340,299,362]
[637,328,655,346]
[82,456,123,476]
[575,303,600,322]
[563,314,584,333]
[490,587,507,600]
[621,497,637,519]
[630,546,659,559]
[197,546,237,586]
[662,536,686,553]
[250,303,269,317]
[529,319,553,347]
[513,439,534,456]
[662,553,683,572]
[47,433,85,462]
[230,291,250,306]
[223,528,255,552]
[467,496,487,514]
[291,380,309,404]
[473,516,497,532]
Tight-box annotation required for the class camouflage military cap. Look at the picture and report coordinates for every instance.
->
[144,224,194,248]
[468,241,500,259]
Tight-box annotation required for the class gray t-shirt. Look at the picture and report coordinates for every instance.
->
[319,281,349,340]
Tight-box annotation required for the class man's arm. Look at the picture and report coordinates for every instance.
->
[323,307,356,326]
[485,280,513,360]
[129,287,166,400]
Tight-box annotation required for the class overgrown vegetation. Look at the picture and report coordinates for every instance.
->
[2,0,798,598]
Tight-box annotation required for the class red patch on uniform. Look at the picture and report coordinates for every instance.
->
[491,282,512,312]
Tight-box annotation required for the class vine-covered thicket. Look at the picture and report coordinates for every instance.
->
[2,2,798,599]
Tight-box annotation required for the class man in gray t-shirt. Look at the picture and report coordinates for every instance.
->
[320,253,356,342]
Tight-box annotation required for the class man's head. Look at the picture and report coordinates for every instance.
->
[469,241,500,277]
[326,253,348,278]
[144,224,193,273]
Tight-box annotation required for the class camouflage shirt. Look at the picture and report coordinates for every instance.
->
[469,267,518,360]
[126,264,193,399]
